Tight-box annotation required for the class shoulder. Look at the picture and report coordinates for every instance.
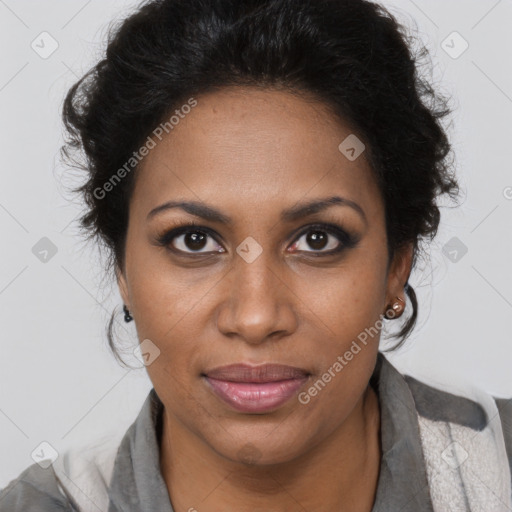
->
[403,372,512,479]
[403,373,488,430]
[0,432,123,512]
[0,462,75,511]
[399,371,512,509]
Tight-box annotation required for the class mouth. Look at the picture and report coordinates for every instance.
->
[202,363,311,413]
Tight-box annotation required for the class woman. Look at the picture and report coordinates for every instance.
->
[1,0,510,510]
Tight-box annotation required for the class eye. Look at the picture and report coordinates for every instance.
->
[173,231,223,253]
[288,223,357,255]
[156,222,225,255]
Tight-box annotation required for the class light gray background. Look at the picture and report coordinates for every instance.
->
[1,0,511,488]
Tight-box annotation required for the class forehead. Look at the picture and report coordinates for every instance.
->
[131,86,381,220]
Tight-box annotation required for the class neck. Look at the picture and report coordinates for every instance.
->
[160,384,381,512]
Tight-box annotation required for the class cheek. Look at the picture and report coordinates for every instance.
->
[126,241,214,340]
[298,257,387,342]
[291,259,386,402]
[294,272,384,418]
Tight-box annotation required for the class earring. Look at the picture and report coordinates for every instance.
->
[123,304,133,323]
[385,296,405,319]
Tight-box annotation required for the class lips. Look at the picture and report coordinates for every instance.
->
[203,363,310,413]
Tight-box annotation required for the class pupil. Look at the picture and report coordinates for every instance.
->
[185,231,207,251]
[308,231,327,250]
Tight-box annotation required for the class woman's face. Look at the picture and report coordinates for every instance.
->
[118,86,412,465]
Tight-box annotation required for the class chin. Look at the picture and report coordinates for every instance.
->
[209,426,312,467]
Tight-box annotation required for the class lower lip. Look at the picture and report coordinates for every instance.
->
[204,376,309,413]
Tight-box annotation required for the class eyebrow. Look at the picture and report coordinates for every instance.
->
[147,195,367,226]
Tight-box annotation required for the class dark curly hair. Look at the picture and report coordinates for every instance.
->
[61,0,460,365]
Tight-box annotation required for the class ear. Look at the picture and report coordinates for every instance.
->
[385,242,414,303]
[116,265,130,308]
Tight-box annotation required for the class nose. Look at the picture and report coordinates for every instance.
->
[215,249,299,346]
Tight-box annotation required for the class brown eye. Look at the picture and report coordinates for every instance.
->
[156,223,226,255]
[288,223,358,255]
[306,231,329,250]
[172,230,224,253]
[183,231,208,251]
[291,229,339,252]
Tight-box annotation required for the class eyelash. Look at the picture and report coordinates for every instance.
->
[155,220,359,257]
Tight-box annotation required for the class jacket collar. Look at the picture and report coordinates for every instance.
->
[107,387,173,512]
[371,352,434,511]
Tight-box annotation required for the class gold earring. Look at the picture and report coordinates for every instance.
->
[385,296,405,319]
[392,296,404,310]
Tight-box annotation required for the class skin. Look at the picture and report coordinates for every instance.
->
[117,85,413,512]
